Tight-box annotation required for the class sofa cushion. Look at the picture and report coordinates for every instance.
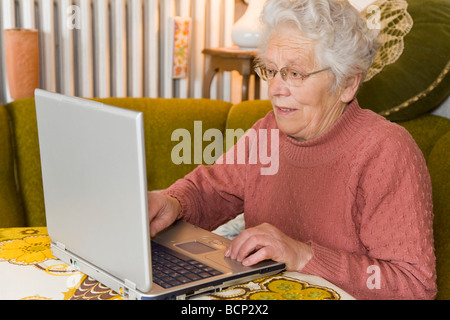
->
[226,100,272,132]
[0,104,26,227]
[357,0,450,121]
[397,114,450,161]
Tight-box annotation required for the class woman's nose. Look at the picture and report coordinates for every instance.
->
[268,73,290,97]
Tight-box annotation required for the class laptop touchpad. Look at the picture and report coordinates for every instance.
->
[176,241,217,254]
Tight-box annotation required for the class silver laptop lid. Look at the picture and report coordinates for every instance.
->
[35,89,152,292]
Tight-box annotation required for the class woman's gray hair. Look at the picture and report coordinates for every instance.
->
[259,0,381,91]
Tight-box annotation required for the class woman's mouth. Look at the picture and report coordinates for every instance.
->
[276,106,297,115]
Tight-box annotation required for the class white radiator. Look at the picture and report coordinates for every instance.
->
[0,0,235,104]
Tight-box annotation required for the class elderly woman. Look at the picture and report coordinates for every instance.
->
[148,0,436,299]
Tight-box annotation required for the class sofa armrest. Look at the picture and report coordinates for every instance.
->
[428,130,450,300]
[0,104,26,227]
[397,114,450,161]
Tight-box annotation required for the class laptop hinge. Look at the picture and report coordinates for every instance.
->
[122,279,137,300]
[56,241,66,251]
[124,279,136,290]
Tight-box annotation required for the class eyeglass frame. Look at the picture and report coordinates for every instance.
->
[254,64,331,86]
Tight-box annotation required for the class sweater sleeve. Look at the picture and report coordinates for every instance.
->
[301,124,437,300]
[161,161,246,231]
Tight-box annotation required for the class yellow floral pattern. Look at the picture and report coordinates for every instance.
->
[20,295,52,300]
[208,274,341,300]
[0,234,53,265]
[0,227,122,300]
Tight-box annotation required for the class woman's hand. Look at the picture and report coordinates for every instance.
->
[147,191,181,237]
[225,223,312,272]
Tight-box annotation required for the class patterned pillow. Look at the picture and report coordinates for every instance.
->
[213,214,245,239]
[356,0,450,121]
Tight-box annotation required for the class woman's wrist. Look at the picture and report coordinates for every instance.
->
[295,241,313,272]
[167,195,183,220]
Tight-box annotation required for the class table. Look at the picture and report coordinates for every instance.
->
[202,47,260,101]
[0,227,354,300]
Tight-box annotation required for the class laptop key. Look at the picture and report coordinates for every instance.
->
[178,276,191,284]
[151,241,223,288]
[184,272,201,281]
[198,272,213,279]
[209,270,222,276]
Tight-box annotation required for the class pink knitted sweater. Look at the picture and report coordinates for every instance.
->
[163,100,437,300]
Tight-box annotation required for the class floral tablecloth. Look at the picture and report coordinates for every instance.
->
[0,227,354,300]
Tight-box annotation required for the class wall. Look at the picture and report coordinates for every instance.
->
[0,0,248,105]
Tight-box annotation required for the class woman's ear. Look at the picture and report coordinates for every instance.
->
[340,73,363,103]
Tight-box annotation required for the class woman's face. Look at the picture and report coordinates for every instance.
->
[264,26,349,141]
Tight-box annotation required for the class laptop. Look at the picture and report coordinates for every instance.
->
[34,89,284,300]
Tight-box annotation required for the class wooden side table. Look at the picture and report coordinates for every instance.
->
[202,47,260,101]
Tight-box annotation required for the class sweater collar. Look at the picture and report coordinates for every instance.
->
[280,99,371,166]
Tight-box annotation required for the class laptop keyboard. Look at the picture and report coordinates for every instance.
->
[151,242,223,289]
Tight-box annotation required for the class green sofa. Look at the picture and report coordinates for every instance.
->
[1,97,449,299]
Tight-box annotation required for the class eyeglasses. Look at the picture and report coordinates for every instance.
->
[254,65,330,87]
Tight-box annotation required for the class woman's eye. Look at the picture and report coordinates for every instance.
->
[289,70,302,79]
